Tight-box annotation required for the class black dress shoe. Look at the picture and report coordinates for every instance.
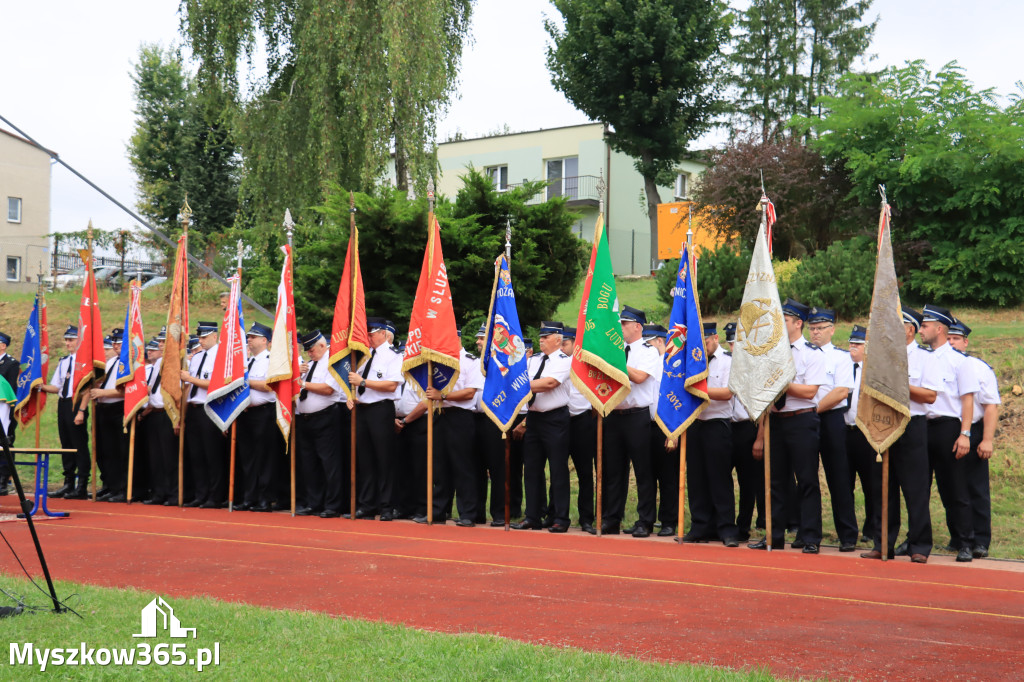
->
[199,500,222,509]
[861,549,882,560]
[106,493,127,503]
[791,539,806,549]
[163,499,178,506]
[681,532,707,543]
[657,526,676,537]
[412,514,430,524]
[183,499,203,508]
[511,518,543,530]
[839,542,857,552]
[972,545,989,559]
[250,502,272,512]
[295,506,316,516]
[748,539,768,550]
[541,517,554,529]
[64,488,89,500]
[142,498,164,505]
[456,518,475,527]
[802,544,819,554]
[631,524,651,538]
[379,511,394,521]
[894,541,909,557]
[580,521,595,534]
[955,547,973,562]
[234,502,252,511]
[96,487,111,498]
[722,536,740,548]
[600,522,620,535]
[355,508,374,520]
[319,509,340,519]
[490,519,506,527]
[548,523,569,533]
[52,484,73,498]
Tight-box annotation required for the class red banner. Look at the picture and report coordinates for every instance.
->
[72,248,105,404]
[161,234,190,428]
[122,281,149,426]
[267,245,301,439]
[328,218,370,399]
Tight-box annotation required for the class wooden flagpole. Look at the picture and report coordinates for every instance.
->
[426,360,434,525]
[87,222,99,502]
[881,449,890,560]
[227,240,243,512]
[595,413,603,536]
[177,198,191,506]
[677,433,687,542]
[349,189,359,521]
[283,210,297,517]
[126,417,137,502]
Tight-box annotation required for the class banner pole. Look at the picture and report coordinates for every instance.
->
[177,400,187,506]
[426,360,434,525]
[350,352,359,520]
[228,422,237,511]
[290,402,296,516]
[86,224,98,501]
[177,200,191,507]
[677,432,687,542]
[881,449,890,560]
[596,412,603,536]
[127,416,137,503]
[763,413,772,551]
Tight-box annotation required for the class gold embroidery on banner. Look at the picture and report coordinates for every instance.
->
[738,298,784,356]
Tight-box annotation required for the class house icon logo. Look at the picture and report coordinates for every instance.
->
[133,597,197,639]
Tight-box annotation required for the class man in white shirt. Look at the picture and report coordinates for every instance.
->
[348,318,403,520]
[295,330,345,517]
[643,324,679,538]
[562,327,597,533]
[235,322,280,512]
[513,321,572,532]
[749,298,827,553]
[724,322,763,540]
[41,326,92,499]
[91,330,128,502]
[947,318,999,558]
[140,336,177,506]
[180,320,227,509]
[684,322,741,546]
[844,325,878,542]
[597,306,661,537]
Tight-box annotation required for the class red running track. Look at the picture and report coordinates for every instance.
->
[3,498,1023,680]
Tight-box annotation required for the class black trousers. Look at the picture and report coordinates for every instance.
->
[296,404,344,512]
[185,405,228,505]
[569,411,597,526]
[435,407,479,520]
[398,413,439,517]
[819,409,859,545]
[731,420,763,532]
[143,409,177,503]
[846,425,880,541]
[237,403,280,506]
[603,408,655,527]
[95,402,128,494]
[523,407,571,525]
[928,416,973,550]
[650,421,679,529]
[875,415,932,556]
[355,400,396,514]
[964,420,991,549]
[56,398,91,487]
[687,419,738,540]
[474,413,507,522]
[768,411,822,547]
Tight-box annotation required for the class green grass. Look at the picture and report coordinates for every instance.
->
[0,575,775,680]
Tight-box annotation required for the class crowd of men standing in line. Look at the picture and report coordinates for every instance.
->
[0,296,1000,563]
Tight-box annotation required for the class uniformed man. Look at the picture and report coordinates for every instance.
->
[685,322,741,546]
[806,307,859,551]
[180,321,228,508]
[642,323,677,537]
[725,321,763,540]
[473,325,507,526]
[140,337,176,506]
[513,321,572,532]
[749,298,827,553]
[292,330,345,516]
[844,326,878,542]
[863,307,937,563]
[920,304,979,562]
[235,322,279,512]
[0,330,19,489]
[947,319,999,558]
[395,375,430,519]
[92,330,128,502]
[41,326,91,498]
[563,327,597,533]
[348,318,403,520]
[595,306,660,537]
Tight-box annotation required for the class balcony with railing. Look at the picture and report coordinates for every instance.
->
[507,175,602,207]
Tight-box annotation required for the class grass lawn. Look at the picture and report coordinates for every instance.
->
[0,575,775,680]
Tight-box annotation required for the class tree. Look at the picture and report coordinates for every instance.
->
[692,134,872,256]
[545,0,730,267]
[807,61,1024,305]
[127,44,239,263]
[180,0,472,228]
[802,0,876,118]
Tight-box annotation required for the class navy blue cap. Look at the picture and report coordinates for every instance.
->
[299,329,324,351]
[922,304,954,328]
[807,307,836,325]
[723,322,737,342]
[367,317,395,335]
[146,338,160,351]
[64,325,79,339]
[0,332,10,346]
[103,336,114,349]
[702,321,718,336]
[562,327,576,340]
[781,298,810,321]
[849,325,867,344]
[538,321,565,337]
[643,323,668,339]
[619,305,647,325]
[456,327,462,337]
[475,325,487,338]
[524,339,534,349]
[110,327,124,341]
[196,320,219,336]
[948,318,972,338]
[246,322,272,339]
[187,335,200,351]
[157,325,167,340]
[901,305,923,331]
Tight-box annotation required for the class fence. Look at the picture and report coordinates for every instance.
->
[51,252,165,276]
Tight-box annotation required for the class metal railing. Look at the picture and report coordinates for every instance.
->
[50,252,166,276]
[508,175,603,205]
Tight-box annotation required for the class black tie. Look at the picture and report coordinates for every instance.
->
[358,349,376,395]
[527,353,549,407]
[300,361,317,401]
[61,356,72,397]
[150,366,162,395]
[102,362,115,389]
[190,351,208,399]
[848,363,860,410]
[625,344,631,362]
[247,357,255,375]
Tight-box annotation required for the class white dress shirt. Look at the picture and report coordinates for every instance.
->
[147,358,165,410]
[908,342,943,417]
[246,350,276,407]
[699,345,733,421]
[774,339,827,413]
[97,356,123,405]
[815,342,855,411]
[354,344,403,404]
[616,339,661,410]
[925,342,980,419]
[444,348,485,410]
[50,354,76,399]
[969,356,1001,424]
[187,345,218,405]
[526,348,571,412]
[296,351,342,414]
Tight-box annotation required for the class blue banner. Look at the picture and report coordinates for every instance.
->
[480,254,532,432]
[206,280,251,431]
[655,246,709,439]
[14,294,44,415]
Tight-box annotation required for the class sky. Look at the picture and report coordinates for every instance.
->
[1,0,1021,241]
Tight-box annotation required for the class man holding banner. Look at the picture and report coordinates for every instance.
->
[181,321,227,508]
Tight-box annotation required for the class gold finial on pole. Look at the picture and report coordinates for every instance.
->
[179,195,192,230]
[597,171,606,215]
[283,208,295,249]
[427,178,436,216]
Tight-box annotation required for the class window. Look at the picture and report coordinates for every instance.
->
[486,165,509,191]
[674,173,689,201]
[546,157,579,201]
[7,197,22,223]
[6,256,21,282]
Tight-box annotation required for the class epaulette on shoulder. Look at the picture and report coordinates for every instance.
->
[836,346,850,353]
[917,344,933,352]
[464,351,478,360]
[556,351,570,359]
[643,342,654,349]
[724,350,733,357]
[805,341,822,351]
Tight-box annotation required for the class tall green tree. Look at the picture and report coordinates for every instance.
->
[181,0,472,230]
[802,0,876,118]
[545,0,730,267]
[127,44,239,261]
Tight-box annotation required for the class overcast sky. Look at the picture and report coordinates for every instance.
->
[2,0,1020,239]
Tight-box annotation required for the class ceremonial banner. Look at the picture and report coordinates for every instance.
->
[727,213,795,421]
[14,293,48,424]
[72,249,105,403]
[762,194,777,257]
[161,234,190,427]
[480,254,532,432]
[328,219,370,400]
[119,281,149,426]
[267,245,301,439]
[856,202,910,451]
[570,214,629,416]
[402,213,461,398]
[205,275,251,431]
[656,246,709,439]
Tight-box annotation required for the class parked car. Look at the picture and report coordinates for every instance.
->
[140,276,167,290]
